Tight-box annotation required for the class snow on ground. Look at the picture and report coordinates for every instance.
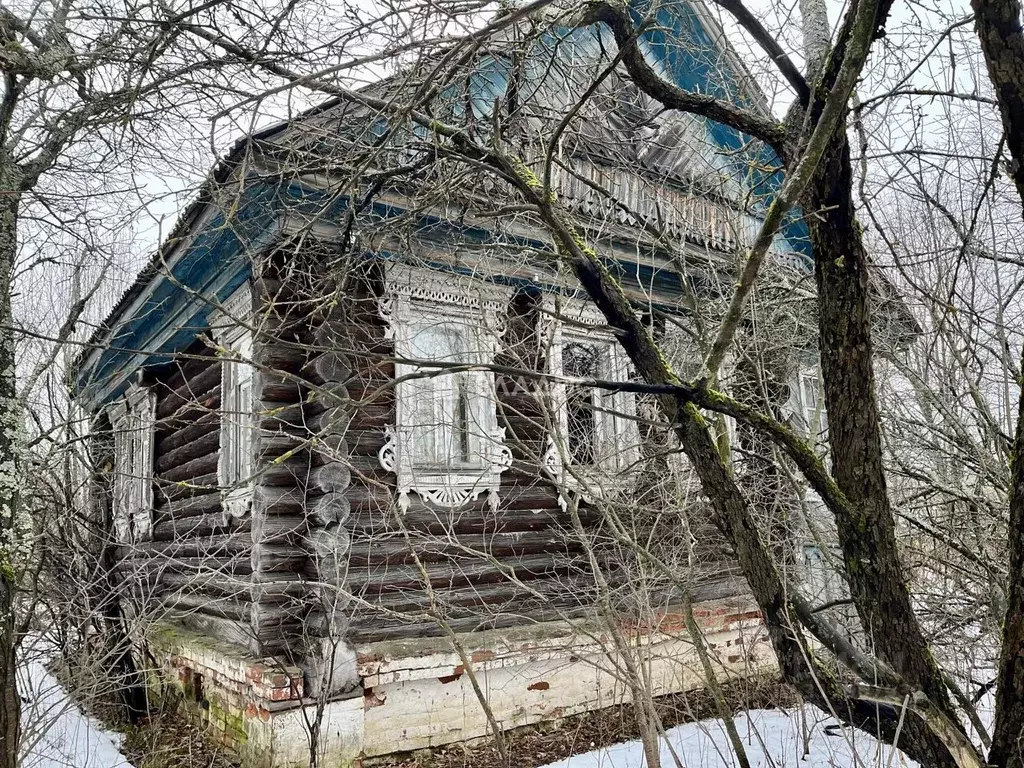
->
[17,654,130,768]
[540,706,919,768]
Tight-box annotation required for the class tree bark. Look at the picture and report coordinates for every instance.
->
[0,190,20,768]
[805,130,969,768]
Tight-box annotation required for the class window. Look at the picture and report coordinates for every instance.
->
[109,384,156,543]
[378,266,513,512]
[545,299,639,498]
[212,285,255,520]
[563,342,601,466]
[797,368,827,436]
[406,323,480,467]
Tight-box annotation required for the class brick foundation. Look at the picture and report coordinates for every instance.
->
[144,596,777,768]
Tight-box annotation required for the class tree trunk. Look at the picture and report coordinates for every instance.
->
[805,130,970,768]
[0,190,21,768]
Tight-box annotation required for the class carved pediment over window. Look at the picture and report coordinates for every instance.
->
[377,264,513,513]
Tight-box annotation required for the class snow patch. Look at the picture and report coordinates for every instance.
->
[18,657,130,768]
[539,706,919,768]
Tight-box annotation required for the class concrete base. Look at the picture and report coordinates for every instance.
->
[145,595,776,767]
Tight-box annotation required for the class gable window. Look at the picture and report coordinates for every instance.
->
[212,285,255,520]
[378,265,513,513]
[544,299,639,498]
[109,383,156,543]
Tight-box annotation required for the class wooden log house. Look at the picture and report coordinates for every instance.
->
[70,4,817,766]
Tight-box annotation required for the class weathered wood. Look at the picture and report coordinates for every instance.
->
[128,534,255,558]
[249,543,309,574]
[302,351,352,385]
[344,486,565,521]
[158,571,309,602]
[251,514,307,544]
[168,610,260,654]
[157,396,221,433]
[155,429,221,474]
[258,457,312,487]
[308,492,350,526]
[307,526,351,560]
[253,370,305,403]
[313,319,352,348]
[155,472,219,503]
[160,452,221,484]
[346,607,590,644]
[156,362,222,421]
[159,348,217,394]
[162,591,303,626]
[307,462,351,494]
[156,411,219,455]
[345,530,572,566]
[307,381,351,409]
[253,344,308,372]
[309,407,354,435]
[258,434,309,462]
[344,553,574,592]
[152,491,223,523]
[346,430,385,457]
[253,485,304,515]
[363,579,590,616]
[151,512,233,542]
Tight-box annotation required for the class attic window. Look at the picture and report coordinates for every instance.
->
[109,383,156,544]
[377,264,513,513]
[211,285,255,521]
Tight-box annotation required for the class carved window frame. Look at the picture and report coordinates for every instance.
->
[541,296,640,503]
[108,382,156,543]
[377,264,513,513]
[211,284,256,521]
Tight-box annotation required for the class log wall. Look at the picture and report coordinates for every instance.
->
[137,339,265,651]
[122,252,747,669]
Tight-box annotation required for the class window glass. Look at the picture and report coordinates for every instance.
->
[220,341,254,518]
[407,322,478,467]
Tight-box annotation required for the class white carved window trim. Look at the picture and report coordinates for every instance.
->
[377,264,513,513]
[211,284,255,521]
[108,383,156,544]
[542,296,640,502]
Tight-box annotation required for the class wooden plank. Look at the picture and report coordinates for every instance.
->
[160,452,220,484]
[155,429,221,474]
[155,362,222,421]
[344,553,576,592]
[156,411,219,455]
[152,491,223,524]
[344,530,574,566]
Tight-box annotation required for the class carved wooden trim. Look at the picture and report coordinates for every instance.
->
[377,264,513,512]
